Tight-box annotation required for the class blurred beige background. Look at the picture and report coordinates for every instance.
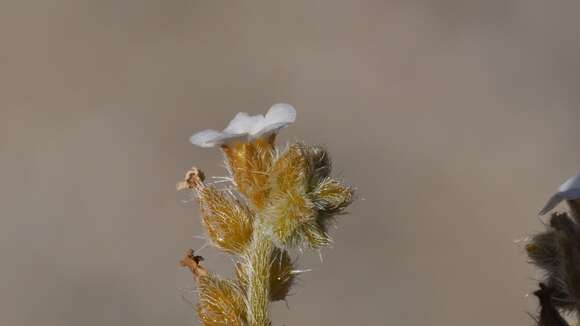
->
[2,1,580,325]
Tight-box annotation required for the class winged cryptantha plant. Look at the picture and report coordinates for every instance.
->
[178,104,354,326]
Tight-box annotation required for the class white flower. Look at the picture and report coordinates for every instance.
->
[190,103,296,148]
[539,172,580,215]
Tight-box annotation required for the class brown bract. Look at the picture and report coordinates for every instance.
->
[196,276,247,326]
[221,134,276,210]
[198,186,254,254]
[176,167,205,191]
[263,143,354,249]
[179,249,208,281]
[178,167,254,254]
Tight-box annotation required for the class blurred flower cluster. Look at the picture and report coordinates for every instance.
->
[527,212,580,326]
[179,104,354,326]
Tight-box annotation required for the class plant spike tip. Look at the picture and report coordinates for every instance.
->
[179,106,354,325]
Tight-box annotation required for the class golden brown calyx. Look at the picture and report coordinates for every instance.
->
[220,134,276,209]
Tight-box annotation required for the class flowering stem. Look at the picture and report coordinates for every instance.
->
[184,105,354,326]
[245,222,273,326]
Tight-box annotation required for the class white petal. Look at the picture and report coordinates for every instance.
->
[539,173,580,215]
[190,103,296,148]
[539,194,564,215]
[559,173,580,193]
[190,129,249,147]
[223,112,264,135]
[189,129,226,148]
[265,103,296,125]
[251,103,296,136]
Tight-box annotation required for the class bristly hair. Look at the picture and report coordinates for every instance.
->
[527,212,580,314]
[533,283,570,326]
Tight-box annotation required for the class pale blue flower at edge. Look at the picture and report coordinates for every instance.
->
[540,173,580,215]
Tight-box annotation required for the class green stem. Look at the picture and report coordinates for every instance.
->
[245,224,273,326]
